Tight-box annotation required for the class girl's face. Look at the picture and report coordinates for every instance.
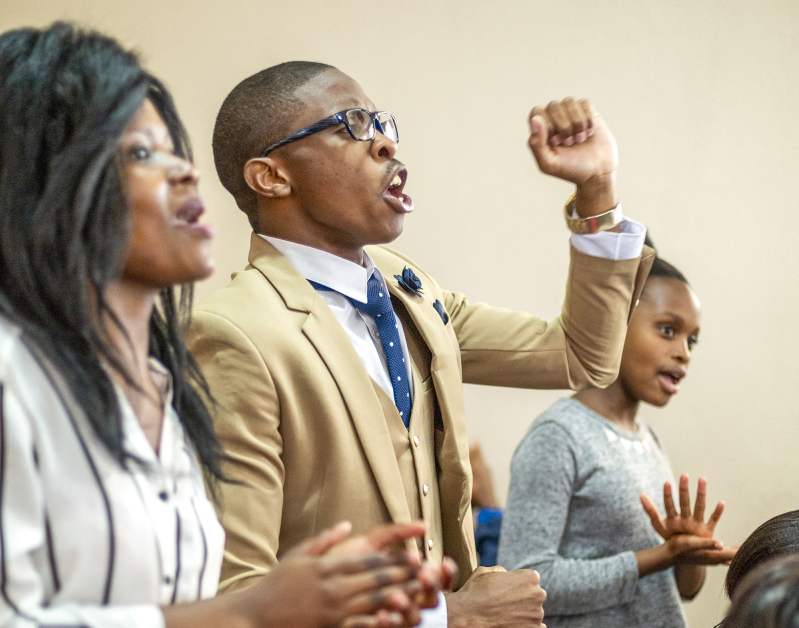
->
[618,277,701,407]
[119,99,215,289]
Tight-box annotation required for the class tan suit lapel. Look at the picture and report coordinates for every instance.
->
[381,260,462,406]
[387,280,456,368]
[247,234,412,526]
[383,266,473,513]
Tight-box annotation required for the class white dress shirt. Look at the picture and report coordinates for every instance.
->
[0,316,224,628]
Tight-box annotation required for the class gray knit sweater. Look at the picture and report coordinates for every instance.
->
[498,397,688,628]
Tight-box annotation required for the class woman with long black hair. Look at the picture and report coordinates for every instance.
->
[0,22,443,628]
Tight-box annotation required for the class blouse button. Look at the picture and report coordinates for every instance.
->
[413,435,420,447]
[422,483,429,496]
[164,575,172,585]
[427,539,434,551]
[158,491,168,501]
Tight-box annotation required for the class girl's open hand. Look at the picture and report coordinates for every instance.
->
[640,474,737,566]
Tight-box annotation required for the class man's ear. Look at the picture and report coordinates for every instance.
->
[244,157,292,199]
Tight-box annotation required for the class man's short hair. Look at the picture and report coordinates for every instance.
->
[212,61,334,230]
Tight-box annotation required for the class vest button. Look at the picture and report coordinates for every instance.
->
[422,483,429,496]
[427,538,434,551]
[413,435,420,447]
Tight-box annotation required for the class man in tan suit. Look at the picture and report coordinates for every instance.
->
[190,62,653,628]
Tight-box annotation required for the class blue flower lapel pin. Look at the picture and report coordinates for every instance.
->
[433,300,449,325]
[394,266,423,297]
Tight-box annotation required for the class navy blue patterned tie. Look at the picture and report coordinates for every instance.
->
[310,274,413,427]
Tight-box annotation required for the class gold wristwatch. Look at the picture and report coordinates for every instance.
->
[563,192,623,234]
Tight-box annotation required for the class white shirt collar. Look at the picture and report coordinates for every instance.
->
[260,235,378,303]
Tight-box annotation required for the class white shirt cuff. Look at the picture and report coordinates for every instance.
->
[569,212,646,261]
[418,592,448,628]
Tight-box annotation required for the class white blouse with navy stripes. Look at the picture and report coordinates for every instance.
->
[0,316,224,628]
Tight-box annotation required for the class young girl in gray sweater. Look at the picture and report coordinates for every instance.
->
[498,249,737,628]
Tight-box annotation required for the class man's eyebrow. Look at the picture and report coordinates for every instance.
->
[341,97,370,108]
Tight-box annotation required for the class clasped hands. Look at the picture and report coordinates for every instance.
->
[638,473,738,576]
[232,520,456,628]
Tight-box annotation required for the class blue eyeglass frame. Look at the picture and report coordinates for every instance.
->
[259,108,398,157]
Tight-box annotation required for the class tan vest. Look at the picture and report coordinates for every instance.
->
[367,296,444,561]
[371,364,443,562]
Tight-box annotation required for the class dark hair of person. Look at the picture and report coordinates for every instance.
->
[0,22,225,485]
[725,510,799,599]
[644,234,689,285]
[720,554,799,628]
[212,60,334,230]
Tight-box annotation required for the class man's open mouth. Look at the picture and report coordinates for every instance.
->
[383,168,414,213]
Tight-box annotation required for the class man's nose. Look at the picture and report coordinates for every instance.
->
[371,129,398,160]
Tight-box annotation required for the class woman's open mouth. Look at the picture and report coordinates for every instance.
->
[174,197,215,238]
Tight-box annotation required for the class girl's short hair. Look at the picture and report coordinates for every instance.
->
[644,234,689,284]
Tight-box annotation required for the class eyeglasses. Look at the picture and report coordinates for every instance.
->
[259,108,399,157]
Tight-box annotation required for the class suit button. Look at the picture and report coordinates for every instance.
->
[423,483,429,496]
[427,539,434,551]
[413,435,420,447]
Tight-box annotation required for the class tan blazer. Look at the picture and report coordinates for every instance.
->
[188,234,653,591]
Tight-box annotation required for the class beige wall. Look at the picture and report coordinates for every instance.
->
[4,0,799,624]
